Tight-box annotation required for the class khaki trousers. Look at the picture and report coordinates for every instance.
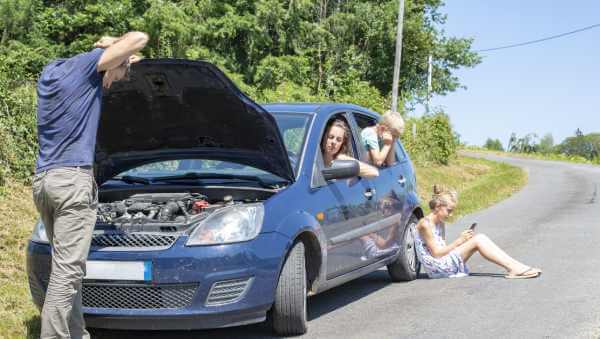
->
[32,167,97,339]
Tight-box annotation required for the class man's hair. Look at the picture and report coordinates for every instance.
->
[380,110,405,138]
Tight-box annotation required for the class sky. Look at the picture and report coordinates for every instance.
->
[422,1,600,148]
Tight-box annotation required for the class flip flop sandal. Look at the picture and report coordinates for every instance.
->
[505,267,540,279]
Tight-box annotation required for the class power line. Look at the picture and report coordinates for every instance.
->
[475,23,600,52]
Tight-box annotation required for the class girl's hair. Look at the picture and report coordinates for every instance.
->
[428,184,458,210]
[321,118,351,157]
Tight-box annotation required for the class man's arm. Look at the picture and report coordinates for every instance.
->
[96,32,149,72]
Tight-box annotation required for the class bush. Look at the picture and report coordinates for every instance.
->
[484,138,504,151]
[0,75,38,185]
[402,110,457,165]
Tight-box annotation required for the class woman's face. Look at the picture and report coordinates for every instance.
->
[435,203,455,221]
[323,125,345,158]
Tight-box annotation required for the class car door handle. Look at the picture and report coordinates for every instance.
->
[398,176,406,185]
[364,189,375,199]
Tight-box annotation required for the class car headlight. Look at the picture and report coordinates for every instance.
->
[31,220,49,244]
[186,204,264,246]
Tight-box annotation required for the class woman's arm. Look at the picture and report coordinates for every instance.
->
[336,154,379,178]
[416,219,467,258]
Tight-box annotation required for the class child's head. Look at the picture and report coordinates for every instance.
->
[429,184,458,214]
[379,111,405,138]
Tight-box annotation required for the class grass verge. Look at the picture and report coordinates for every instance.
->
[0,182,40,339]
[0,155,527,338]
[415,155,527,222]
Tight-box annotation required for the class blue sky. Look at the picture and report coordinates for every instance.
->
[424,1,600,148]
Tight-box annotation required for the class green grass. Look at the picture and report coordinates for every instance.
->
[0,182,40,339]
[0,155,527,338]
[415,155,527,222]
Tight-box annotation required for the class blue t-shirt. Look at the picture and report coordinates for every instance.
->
[35,48,105,172]
[361,127,383,151]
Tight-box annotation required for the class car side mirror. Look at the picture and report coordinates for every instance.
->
[321,160,360,181]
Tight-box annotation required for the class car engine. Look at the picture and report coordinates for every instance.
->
[96,193,229,232]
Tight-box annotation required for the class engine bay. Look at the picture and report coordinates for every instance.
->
[96,192,231,232]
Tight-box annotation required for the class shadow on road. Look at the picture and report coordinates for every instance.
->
[91,269,410,339]
[468,272,505,278]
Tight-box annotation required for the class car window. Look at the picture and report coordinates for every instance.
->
[320,114,359,160]
[352,112,398,165]
[312,114,359,188]
[117,159,279,180]
[272,113,312,175]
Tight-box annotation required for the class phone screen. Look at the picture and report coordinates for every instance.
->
[469,222,477,230]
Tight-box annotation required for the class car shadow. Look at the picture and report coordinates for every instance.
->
[91,269,410,339]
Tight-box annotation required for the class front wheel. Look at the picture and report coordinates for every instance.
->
[271,241,307,335]
[387,216,419,282]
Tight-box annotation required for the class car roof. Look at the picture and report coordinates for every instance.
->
[262,103,380,120]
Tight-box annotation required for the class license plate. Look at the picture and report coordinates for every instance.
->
[85,261,151,281]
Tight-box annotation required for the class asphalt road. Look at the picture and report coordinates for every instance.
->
[93,153,600,339]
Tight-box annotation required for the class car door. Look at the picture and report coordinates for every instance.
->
[349,112,408,262]
[307,113,379,279]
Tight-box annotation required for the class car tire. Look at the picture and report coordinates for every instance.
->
[387,215,419,282]
[271,241,308,336]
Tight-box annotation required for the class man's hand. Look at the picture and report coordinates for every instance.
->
[97,31,149,72]
[128,54,143,64]
[94,36,119,49]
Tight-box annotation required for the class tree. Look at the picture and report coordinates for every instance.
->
[484,138,503,151]
[558,129,599,160]
[537,133,554,154]
[507,133,538,153]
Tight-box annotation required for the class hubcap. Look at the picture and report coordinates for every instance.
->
[405,223,417,272]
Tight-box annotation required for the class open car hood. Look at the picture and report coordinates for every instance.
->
[95,59,294,185]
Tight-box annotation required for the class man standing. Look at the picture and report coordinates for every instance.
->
[32,32,149,339]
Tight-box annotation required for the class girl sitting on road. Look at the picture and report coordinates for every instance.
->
[415,185,542,279]
[321,118,379,178]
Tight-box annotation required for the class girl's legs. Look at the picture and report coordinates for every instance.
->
[455,234,534,274]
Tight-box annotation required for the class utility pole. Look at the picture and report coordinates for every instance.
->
[390,0,405,113]
[426,54,432,113]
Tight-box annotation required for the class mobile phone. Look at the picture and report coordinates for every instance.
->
[469,222,477,230]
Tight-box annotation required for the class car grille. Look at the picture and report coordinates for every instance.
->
[206,277,253,306]
[91,232,178,249]
[83,283,198,309]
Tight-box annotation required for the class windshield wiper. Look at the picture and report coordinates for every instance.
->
[152,172,283,189]
[110,175,151,185]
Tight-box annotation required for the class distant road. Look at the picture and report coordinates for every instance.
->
[94,153,600,339]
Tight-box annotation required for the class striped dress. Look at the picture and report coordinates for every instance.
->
[415,218,469,278]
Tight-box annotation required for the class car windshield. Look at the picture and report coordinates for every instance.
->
[114,113,311,182]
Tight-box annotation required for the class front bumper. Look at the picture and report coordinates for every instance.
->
[27,232,290,330]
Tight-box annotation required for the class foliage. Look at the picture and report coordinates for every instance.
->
[402,110,457,165]
[557,129,599,160]
[537,133,554,154]
[483,138,504,151]
[0,0,480,185]
[507,132,538,153]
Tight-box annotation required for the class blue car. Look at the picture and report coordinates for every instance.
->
[27,59,423,335]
